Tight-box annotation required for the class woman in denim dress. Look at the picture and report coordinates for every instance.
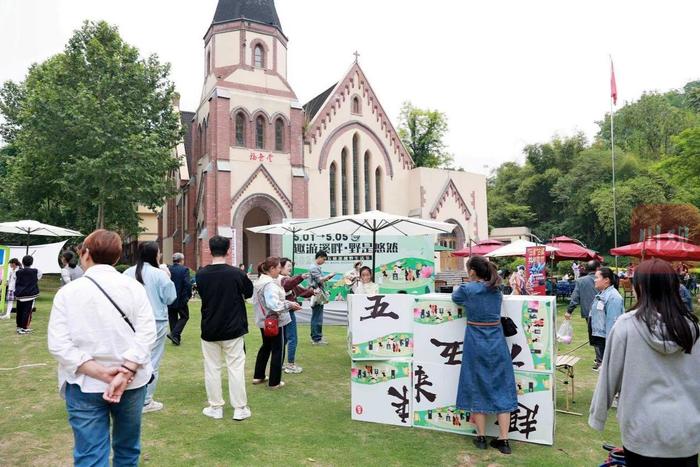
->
[452,256,518,455]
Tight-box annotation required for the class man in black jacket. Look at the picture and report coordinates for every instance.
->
[167,253,192,346]
[196,236,254,421]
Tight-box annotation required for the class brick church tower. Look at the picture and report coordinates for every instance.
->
[189,0,306,268]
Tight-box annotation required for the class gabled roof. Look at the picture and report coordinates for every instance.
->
[304,62,415,171]
[212,0,283,34]
[303,83,336,122]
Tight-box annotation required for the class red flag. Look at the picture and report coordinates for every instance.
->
[610,59,618,106]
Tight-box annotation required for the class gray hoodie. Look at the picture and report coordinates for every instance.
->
[589,309,700,458]
[253,274,292,329]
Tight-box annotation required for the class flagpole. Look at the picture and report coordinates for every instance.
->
[610,58,619,271]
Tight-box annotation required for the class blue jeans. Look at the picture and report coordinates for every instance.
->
[65,383,147,467]
[310,304,324,342]
[146,320,168,404]
[285,311,298,363]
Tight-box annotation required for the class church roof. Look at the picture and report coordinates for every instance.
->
[303,83,337,121]
[212,0,283,33]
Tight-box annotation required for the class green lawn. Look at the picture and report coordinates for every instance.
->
[0,276,623,466]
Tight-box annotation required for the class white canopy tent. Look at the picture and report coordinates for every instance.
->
[0,220,82,254]
[485,239,559,258]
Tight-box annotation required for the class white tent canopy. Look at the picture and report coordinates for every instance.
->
[293,210,456,237]
[486,239,559,258]
[7,241,67,274]
[0,220,82,254]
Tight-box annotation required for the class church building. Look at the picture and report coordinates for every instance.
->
[159,0,488,270]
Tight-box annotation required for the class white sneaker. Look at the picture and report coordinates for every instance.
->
[202,406,223,419]
[0,315,9,320]
[284,364,303,374]
[142,400,164,413]
[232,406,251,421]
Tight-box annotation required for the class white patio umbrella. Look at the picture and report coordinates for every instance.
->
[485,239,558,258]
[293,210,456,280]
[0,220,83,254]
[247,219,316,266]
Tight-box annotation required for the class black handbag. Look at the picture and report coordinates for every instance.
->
[501,316,518,337]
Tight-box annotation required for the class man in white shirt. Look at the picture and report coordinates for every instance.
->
[48,229,156,466]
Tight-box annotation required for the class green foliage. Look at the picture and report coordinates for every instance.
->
[397,101,454,168]
[489,80,700,254]
[0,20,182,235]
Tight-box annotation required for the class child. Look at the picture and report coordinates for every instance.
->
[14,255,42,334]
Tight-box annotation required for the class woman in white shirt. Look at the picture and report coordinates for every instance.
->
[352,266,379,295]
[48,229,156,467]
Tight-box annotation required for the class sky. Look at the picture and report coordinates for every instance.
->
[1,0,699,175]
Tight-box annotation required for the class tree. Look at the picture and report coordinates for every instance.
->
[397,102,454,168]
[0,21,182,234]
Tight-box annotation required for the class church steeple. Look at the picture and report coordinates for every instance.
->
[212,0,284,35]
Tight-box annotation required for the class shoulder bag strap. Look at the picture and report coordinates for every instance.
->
[85,275,136,333]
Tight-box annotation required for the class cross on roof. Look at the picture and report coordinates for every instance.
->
[353,50,360,63]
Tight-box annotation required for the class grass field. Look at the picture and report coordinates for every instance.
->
[0,276,624,466]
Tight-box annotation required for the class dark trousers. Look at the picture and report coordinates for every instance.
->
[167,304,189,339]
[16,300,34,329]
[624,447,698,467]
[253,326,286,387]
[310,304,324,342]
[591,336,606,364]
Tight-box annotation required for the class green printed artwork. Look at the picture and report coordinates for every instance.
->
[413,406,476,435]
[350,333,413,359]
[514,370,552,395]
[413,300,464,324]
[283,233,435,301]
[521,300,552,371]
[0,247,8,314]
[351,360,411,384]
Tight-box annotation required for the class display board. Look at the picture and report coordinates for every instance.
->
[351,360,413,427]
[349,293,556,446]
[0,246,8,313]
[347,294,415,360]
[502,296,555,372]
[283,233,435,302]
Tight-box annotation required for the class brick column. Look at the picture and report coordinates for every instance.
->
[290,107,308,219]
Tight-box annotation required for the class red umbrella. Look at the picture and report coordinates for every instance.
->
[610,234,700,261]
[546,236,603,261]
[452,239,504,257]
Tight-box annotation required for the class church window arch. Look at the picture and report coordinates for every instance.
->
[275,118,284,152]
[375,166,383,211]
[329,162,338,217]
[341,148,349,215]
[235,112,247,146]
[352,95,361,114]
[255,116,265,149]
[364,150,371,211]
[254,44,265,68]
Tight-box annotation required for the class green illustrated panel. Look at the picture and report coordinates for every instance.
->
[350,333,413,360]
[351,360,411,385]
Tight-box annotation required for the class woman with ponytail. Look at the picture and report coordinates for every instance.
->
[252,257,301,389]
[452,255,517,455]
[124,241,176,413]
[590,258,699,465]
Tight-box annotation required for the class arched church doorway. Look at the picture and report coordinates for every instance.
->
[232,194,287,271]
[242,208,271,267]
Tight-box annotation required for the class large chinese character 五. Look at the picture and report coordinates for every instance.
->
[360,295,399,321]
[413,365,436,403]
[430,338,463,365]
[387,385,409,424]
